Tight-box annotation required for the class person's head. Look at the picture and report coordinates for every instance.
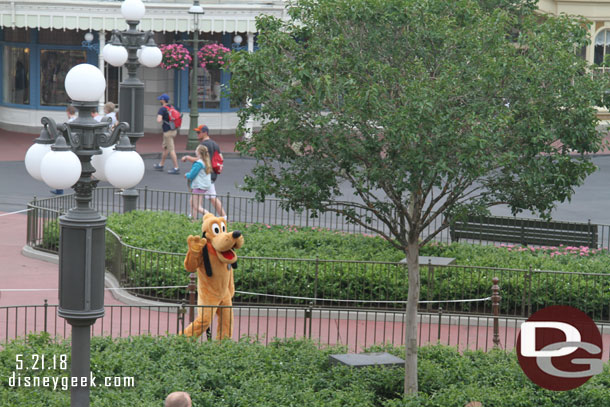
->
[91,107,99,117]
[164,391,192,407]
[193,124,209,140]
[196,144,212,174]
[104,102,115,114]
[158,93,170,105]
[66,105,76,117]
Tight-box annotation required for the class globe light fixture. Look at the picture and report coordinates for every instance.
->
[90,146,114,182]
[64,63,106,101]
[84,32,94,43]
[40,135,82,189]
[103,43,129,67]
[101,0,162,211]
[24,127,53,181]
[105,135,145,189]
[24,63,144,407]
[139,40,163,68]
[121,0,146,21]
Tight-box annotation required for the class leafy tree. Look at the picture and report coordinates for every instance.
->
[229,0,608,394]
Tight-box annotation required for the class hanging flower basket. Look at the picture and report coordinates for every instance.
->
[198,44,231,70]
[159,44,192,70]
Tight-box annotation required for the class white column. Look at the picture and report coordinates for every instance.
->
[245,32,255,139]
[247,32,254,53]
[98,31,106,114]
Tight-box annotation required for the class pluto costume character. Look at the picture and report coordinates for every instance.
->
[182,214,244,339]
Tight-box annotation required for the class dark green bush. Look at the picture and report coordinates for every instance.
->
[2,334,610,407]
[38,211,610,318]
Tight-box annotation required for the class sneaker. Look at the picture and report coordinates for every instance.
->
[153,163,164,171]
[168,168,180,174]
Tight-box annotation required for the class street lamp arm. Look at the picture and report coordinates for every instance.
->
[143,30,156,46]
[103,122,131,148]
[41,117,61,143]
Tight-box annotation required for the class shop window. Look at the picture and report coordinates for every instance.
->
[189,68,221,109]
[594,29,610,66]
[2,46,30,105]
[40,49,87,106]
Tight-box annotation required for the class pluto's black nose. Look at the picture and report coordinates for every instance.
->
[232,231,242,239]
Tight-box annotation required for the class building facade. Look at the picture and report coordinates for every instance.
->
[2,0,610,134]
[0,0,286,134]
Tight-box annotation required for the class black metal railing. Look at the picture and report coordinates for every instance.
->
[0,296,518,355]
[25,189,610,323]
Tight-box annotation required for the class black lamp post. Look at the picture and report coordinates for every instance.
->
[25,63,145,407]
[102,0,162,211]
[186,0,205,150]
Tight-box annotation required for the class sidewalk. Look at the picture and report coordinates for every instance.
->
[0,213,126,308]
[0,128,239,162]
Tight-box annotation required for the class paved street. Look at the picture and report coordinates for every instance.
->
[2,127,610,224]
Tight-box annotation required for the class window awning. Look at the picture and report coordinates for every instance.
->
[0,0,286,33]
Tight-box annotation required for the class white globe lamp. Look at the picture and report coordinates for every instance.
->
[103,45,128,68]
[40,148,82,189]
[139,46,162,68]
[65,64,106,102]
[91,146,115,182]
[102,43,114,62]
[24,143,52,181]
[105,150,145,189]
[121,0,146,21]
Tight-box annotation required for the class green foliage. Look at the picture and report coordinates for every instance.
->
[2,334,610,406]
[230,0,608,249]
[106,210,403,261]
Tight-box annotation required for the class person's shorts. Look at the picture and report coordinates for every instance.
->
[192,183,217,199]
[162,130,177,153]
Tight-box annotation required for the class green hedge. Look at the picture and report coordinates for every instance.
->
[1,334,610,407]
[105,210,403,261]
[39,210,610,317]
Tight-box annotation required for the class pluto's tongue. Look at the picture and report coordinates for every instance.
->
[221,250,235,260]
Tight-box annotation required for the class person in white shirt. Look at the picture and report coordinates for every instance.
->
[104,102,118,128]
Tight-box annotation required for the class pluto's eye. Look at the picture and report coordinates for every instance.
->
[221,222,226,232]
[212,223,220,235]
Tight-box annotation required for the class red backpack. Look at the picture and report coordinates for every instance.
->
[211,150,223,174]
[165,105,182,130]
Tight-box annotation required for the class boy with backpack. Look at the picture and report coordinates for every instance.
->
[181,124,226,218]
[154,93,181,174]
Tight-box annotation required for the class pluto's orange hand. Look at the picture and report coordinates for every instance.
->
[187,235,207,253]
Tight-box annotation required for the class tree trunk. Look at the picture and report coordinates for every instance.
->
[404,238,420,394]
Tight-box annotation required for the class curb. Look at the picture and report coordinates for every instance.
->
[21,245,176,308]
[139,152,250,160]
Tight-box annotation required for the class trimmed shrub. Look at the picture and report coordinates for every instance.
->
[2,334,610,407]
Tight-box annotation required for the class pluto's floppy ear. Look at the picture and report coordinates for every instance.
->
[232,261,238,270]
[202,244,213,277]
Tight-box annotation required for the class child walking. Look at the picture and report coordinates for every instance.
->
[184,145,213,219]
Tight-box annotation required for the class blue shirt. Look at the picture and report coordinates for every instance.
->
[158,106,171,132]
[185,160,212,190]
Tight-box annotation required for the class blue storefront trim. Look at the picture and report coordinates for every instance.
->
[0,28,111,111]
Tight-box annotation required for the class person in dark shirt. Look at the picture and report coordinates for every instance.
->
[181,124,226,218]
[153,93,180,174]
